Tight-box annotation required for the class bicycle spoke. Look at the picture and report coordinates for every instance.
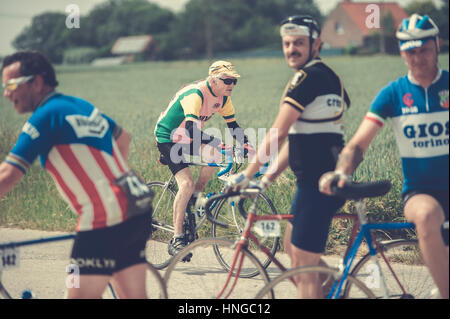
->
[255,265,375,299]
[345,240,435,299]
[164,238,272,299]
[145,181,176,269]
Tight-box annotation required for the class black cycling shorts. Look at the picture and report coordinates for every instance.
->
[157,142,198,176]
[289,182,345,253]
[70,213,151,275]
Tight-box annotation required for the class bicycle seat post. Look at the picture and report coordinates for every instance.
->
[355,199,368,225]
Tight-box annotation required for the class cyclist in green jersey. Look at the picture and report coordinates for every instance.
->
[154,61,254,255]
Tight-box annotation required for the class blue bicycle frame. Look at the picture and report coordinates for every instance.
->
[327,200,415,299]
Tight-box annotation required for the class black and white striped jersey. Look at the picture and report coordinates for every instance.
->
[282,59,351,184]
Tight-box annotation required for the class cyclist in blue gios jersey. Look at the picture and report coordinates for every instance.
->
[0,51,153,299]
[320,14,449,299]
[227,16,351,298]
[154,61,254,255]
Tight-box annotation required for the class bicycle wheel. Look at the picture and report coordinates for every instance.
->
[211,192,280,278]
[145,181,176,269]
[344,239,435,299]
[255,265,376,299]
[164,238,273,299]
[146,263,168,299]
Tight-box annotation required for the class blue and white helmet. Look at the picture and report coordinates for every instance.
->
[396,14,439,51]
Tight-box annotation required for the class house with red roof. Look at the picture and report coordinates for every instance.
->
[321,0,408,50]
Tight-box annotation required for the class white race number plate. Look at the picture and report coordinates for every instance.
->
[253,220,281,237]
[0,247,20,270]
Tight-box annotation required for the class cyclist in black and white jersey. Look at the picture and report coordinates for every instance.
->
[227,16,350,298]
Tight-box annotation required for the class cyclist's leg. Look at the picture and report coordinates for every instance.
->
[173,168,194,235]
[287,242,323,298]
[66,275,111,299]
[404,193,449,299]
[111,263,148,299]
[157,142,193,236]
[194,144,220,192]
[287,182,345,298]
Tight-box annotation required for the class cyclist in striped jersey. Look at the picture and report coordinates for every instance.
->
[1,51,153,298]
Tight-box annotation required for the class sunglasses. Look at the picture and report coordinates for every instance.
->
[219,78,238,85]
[2,75,34,92]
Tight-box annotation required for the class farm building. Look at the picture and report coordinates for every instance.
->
[321,0,408,51]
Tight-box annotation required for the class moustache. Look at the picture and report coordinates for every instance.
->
[289,52,302,58]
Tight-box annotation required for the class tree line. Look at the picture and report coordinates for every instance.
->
[11,0,321,63]
[10,0,448,64]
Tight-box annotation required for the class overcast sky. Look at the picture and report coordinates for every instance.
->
[0,0,444,56]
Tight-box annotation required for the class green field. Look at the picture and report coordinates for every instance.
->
[0,54,448,248]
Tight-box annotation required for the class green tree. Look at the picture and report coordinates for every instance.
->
[12,0,175,63]
[13,12,68,63]
[404,0,448,40]
[162,0,323,60]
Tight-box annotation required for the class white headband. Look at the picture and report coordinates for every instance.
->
[280,23,318,38]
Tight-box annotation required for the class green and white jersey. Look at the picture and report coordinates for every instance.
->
[154,80,236,143]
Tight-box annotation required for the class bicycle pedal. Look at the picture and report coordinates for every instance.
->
[182,252,193,262]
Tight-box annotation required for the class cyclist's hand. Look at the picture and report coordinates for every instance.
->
[243,144,256,159]
[249,176,271,192]
[226,172,250,192]
[218,143,233,155]
[319,171,351,195]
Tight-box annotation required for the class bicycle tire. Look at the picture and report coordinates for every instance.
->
[0,281,12,299]
[145,181,177,269]
[255,265,376,299]
[344,239,435,299]
[211,192,280,278]
[164,238,274,299]
[146,262,168,299]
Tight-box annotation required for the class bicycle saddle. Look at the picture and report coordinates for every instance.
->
[332,180,391,200]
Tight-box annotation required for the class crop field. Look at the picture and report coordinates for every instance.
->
[0,54,448,248]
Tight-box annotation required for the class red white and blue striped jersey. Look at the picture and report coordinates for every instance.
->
[5,93,130,231]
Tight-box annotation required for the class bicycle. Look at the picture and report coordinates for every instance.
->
[255,181,435,299]
[145,148,278,273]
[162,188,372,299]
[0,231,167,299]
[164,181,434,299]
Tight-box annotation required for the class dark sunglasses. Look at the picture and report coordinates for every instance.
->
[219,78,238,85]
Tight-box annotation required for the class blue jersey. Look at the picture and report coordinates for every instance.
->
[5,92,131,231]
[365,70,449,194]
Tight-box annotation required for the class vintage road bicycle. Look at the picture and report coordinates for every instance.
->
[164,181,434,299]
[145,148,277,273]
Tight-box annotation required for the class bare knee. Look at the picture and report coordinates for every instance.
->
[177,178,195,193]
[405,195,445,241]
[290,246,322,268]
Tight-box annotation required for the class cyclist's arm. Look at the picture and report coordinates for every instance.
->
[336,117,382,175]
[244,103,300,178]
[264,141,290,182]
[0,162,24,199]
[226,121,249,145]
[115,127,131,163]
[319,118,382,195]
[185,120,222,148]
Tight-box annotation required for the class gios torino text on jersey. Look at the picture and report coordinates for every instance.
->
[365,70,449,194]
[5,93,131,232]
